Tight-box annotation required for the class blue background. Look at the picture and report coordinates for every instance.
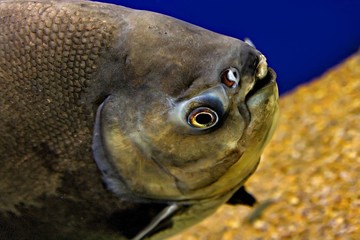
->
[98,0,360,94]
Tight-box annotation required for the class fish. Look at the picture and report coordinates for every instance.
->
[0,0,279,239]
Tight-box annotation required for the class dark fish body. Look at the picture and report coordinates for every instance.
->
[0,1,279,239]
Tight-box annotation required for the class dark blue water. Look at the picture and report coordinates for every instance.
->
[99,0,360,94]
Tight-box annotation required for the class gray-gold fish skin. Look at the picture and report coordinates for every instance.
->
[0,0,279,239]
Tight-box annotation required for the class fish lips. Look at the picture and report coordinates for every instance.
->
[243,66,279,151]
[246,67,278,103]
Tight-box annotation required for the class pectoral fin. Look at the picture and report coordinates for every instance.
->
[226,186,257,207]
[132,204,183,240]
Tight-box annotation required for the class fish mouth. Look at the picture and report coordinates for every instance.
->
[246,67,277,100]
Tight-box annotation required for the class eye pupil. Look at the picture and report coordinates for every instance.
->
[195,113,213,125]
[188,107,218,129]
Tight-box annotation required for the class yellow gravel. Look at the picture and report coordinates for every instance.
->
[170,52,360,240]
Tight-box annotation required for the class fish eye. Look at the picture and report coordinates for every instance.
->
[221,67,240,88]
[187,107,218,129]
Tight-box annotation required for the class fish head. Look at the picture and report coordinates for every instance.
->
[92,10,279,204]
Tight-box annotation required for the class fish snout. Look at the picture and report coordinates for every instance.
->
[240,54,271,97]
[234,52,277,125]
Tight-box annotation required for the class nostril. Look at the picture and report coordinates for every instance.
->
[221,67,240,88]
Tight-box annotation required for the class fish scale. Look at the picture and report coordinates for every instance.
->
[0,0,123,218]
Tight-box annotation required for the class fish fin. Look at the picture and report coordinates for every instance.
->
[244,37,256,48]
[131,203,182,240]
[226,186,257,207]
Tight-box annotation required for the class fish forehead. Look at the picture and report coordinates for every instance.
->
[120,10,256,96]
[126,10,241,55]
